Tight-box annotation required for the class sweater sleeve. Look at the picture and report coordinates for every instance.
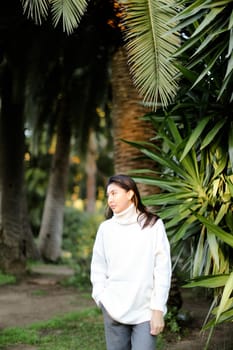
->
[150,219,171,314]
[90,224,107,306]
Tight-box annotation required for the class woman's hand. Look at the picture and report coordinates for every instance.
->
[150,310,165,335]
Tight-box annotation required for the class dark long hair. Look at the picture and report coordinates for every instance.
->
[105,174,158,228]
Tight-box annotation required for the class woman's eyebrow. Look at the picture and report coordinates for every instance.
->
[107,190,117,195]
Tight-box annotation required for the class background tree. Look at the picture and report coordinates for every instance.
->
[27,1,112,261]
[38,100,71,261]
[0,4,39,273]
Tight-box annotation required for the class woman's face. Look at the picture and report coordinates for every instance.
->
[107,183,133,214]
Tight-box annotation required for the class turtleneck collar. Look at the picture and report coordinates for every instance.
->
[112,203,139,225]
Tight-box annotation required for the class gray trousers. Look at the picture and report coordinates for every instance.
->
[101,306,156,350]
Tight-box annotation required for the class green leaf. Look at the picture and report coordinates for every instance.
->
[201,119,226,149]
[196,214,233,248]
[136,146,191,180]
[194,28,225,56]
[143,191,197,206]
[225,49,233,78]
[207,231,219,269]
[180,117,210,161]
[175,63,199,83]
[225,210,233,232]
[211,298,233,317]
[192,44,227,87]
[204,306,233,328]
[226,175,233,198]
[229,122,233,171]
[215,203,230,225]
[171,214,199,243]
[184,274,230,288]
[216,272,233,321]
[193,230,205,276]
[166,117,183,144]
[192,7,225,37]
[132,175,183,192]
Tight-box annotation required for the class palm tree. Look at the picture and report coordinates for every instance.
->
[0,2,40,273]
[0,51,38,274]
[111,46,158,196]
[20,0,181,110]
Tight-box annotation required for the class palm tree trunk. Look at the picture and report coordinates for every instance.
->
[111,46,158,196]
[111,46,183,313]
[0,63,38,274]
[38,100,71,262]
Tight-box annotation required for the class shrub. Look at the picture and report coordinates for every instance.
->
[62,206,104,288]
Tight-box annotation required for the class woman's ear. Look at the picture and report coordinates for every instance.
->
[127,190,134,201]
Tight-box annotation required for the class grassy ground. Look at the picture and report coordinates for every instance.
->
[1,294,232,350]
[1,268,232,350]
[0,307,105,350]
[0,307,167,350]
[0,268,166,350]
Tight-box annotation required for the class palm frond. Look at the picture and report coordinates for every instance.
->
[20,0,49,25]
[20,0,89,34]
[50,0,89,34]
[120,0,181,109]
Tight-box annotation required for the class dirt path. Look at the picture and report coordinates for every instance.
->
[0,265,232,350]
[0,265,94,329]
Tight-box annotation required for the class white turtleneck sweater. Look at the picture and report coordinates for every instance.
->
[90,204,171,324]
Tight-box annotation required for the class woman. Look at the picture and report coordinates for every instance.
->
[91,174,171,350]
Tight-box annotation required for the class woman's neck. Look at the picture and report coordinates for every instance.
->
[113,204,138,225]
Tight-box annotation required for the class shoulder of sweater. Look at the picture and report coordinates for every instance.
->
[98,217,113,229]
[144,218,166,234]
[152,218,168,240]
[154,218,164,227]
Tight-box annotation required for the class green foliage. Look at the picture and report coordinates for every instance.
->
[25,166,48,234]
[175,0,233,101]
[0,272,16,286]
[165,308,181,334]
[62,206,104,288]
[128,113,233,335]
